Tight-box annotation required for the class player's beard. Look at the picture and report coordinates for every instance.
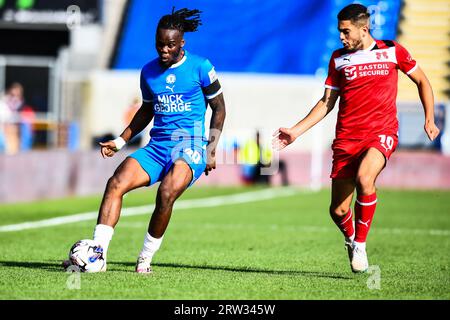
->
[347,38,363,51]
[159,47,183,67]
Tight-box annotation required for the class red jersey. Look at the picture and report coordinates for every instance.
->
[325,40,417,140]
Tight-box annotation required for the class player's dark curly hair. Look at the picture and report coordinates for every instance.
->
[157,7,202,33]
[337,4,370,27]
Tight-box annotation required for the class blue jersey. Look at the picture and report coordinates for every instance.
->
[140,50,221,144]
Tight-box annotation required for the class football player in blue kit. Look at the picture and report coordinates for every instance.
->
[66,8,226,273]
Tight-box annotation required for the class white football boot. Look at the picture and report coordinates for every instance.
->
[99,260,107,272]
[344,236,354,263]
[344,221,355,266]
[351,246,369,273]
[135,256,153,274]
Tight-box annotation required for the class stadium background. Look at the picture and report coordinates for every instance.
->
[0,0,448,202]
[0,0,449,302]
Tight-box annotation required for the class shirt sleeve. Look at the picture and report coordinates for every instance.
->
[395,41,417,75]
[199,59,222,99]
[325,53,340,91]
[199,59,218,87]
[140,69,153,103]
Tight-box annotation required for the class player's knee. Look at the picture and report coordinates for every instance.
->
[329,204,349,218]
[158,184,178,206]
[355,174,374,194]
[106,175,127,195]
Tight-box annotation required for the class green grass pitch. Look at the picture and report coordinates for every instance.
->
[0,186,449,300]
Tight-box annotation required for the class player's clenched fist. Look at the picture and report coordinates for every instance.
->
[424,120,440,141]
[204,147,216,176]
[99,141,118,158]
[272,127,297,151]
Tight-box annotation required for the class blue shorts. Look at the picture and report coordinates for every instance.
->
[129,139,207,187]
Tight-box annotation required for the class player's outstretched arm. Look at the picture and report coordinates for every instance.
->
[408,67,440,141]
[205,93,226,175]
[99,101,154,158]
[272,88,339,150]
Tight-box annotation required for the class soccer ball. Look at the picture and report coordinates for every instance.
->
[68,239,105,273]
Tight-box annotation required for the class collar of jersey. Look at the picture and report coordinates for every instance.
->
[362,41,376,52]
[169,51,187,69]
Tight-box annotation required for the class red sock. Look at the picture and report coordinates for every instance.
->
[354,192,377,243]
[331,208,354,238]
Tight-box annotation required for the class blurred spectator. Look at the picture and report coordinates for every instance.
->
[231,138,240,165]
[239,130,288,185]
[19,102,36,151]
[123,97,143,147]
[0,83,24,154]
[0,97,11,152]
[239,135,259,184]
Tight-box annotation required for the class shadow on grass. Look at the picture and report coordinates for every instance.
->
[0,260,64,272]
[0,260,353,280]
[111,261,353,280]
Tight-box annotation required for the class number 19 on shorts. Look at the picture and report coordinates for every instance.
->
[378,134,394,152]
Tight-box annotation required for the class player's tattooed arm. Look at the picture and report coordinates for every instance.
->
[99,101,154,158]
[205,91,226,175]
[273,88,339,150]
[408,66,440,141]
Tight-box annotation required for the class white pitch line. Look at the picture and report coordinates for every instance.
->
[117,222,450,237]
[0,187,300,233]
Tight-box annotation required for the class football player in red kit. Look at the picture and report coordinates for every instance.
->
[273,4,440,272]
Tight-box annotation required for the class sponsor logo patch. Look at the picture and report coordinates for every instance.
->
[208,68,218,83]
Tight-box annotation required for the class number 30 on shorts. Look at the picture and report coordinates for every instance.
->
[378,134,394,151]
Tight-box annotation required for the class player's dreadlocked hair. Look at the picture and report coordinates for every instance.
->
[337,4,370,27]
[157,7,202,33]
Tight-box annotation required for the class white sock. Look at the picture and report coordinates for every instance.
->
[93,224,114,257]
[354,241,366,251]
[139,232,164,261]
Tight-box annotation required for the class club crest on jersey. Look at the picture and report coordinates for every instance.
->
[166,74,176,93]
[376,51,389,60]
[166,74,176,84]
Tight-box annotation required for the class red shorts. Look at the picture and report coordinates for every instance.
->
[330,133,398,179]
